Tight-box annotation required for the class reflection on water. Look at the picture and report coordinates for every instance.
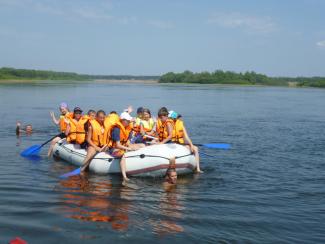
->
[151,187,184,236]
[56,175,129,231]
[51,160,193,236]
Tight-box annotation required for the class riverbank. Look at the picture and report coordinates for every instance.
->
[0,79,159,84]
[94,79,158,84]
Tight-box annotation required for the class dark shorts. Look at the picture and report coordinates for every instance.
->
[70,140,88,149]
[80,142,88,149]
[59,133,66,139]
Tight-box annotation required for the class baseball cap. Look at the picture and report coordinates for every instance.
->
[73,107,83,113]
[120,112,133,121]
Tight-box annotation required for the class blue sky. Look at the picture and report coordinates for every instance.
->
[0,0,324,76]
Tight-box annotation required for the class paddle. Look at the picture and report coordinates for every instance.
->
[196,143,231,150]
[141,135,231,149]
[59,167,81,179]
[20,133,60,157]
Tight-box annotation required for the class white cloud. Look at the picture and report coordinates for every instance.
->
[73,7,113,21]
[208,12,276,33]
[0,0,133,24]
[148,20,175,29]
[316,40,325,48]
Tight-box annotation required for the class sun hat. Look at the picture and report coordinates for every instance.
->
[60,102,68,109]
[120,112,133,121]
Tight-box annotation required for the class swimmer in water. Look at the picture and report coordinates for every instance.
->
[16,121,33,136]
[163,157,178,189]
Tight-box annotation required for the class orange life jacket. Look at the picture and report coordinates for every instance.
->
[66,116,89,144]
[90,120,106,147]
[104,114,120,128]
[59,112,73,133]
[139,118,155,133]
[156,118,174,142]
[107,121,132,148]
[132,117,142,134]
[172,119,185,144]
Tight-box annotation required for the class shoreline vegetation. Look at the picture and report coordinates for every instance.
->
[0,67,159,83]
[159,71,325,88]
[1,67,325,88]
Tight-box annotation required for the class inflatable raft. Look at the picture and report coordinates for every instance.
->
[53,139,196,177]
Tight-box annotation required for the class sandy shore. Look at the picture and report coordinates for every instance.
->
[94,79,158,84]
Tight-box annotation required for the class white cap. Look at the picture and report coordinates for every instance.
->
[120,112,133,121]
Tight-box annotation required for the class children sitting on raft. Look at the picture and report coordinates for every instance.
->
[49,103,203,180]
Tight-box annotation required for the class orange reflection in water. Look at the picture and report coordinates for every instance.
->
[150,184,186,236]
[56,175,129,231]
[53,163,197,236]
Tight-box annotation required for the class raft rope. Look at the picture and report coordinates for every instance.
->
[58,143,193,163]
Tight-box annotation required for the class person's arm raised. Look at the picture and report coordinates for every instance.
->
[50,111,60,125]
[65,118,71,136]
[16,121,21,136]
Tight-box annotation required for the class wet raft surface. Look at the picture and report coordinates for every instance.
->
[1,82,325,243]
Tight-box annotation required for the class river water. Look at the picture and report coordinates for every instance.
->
[0,81,324,243]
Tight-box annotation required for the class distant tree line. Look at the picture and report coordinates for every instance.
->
[0,67,159,81]
[159,70,325,88]
[1,67,324,88]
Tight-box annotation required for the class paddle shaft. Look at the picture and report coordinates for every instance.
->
[196,143,231,149]
[40,133,62,147]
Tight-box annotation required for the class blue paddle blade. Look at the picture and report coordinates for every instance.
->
[202,143,231,149]
[20,145,41,157]
[59,168,81,179]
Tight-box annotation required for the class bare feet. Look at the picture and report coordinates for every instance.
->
[196,168,204,173]
[122,178,130,186]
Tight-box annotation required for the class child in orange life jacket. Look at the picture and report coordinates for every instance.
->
[84,109,96,131]
[132,108,156,144]
[80,110,108,173]
[168,111,203,173]
[48,102,72,157]
[130,107,145,144]
[155,107,174,144]
[108,112,145,182]
[139,108,156,142]
[65,107,89,149]
[87,110,96,120]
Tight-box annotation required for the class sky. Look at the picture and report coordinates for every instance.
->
[0,0,324,77]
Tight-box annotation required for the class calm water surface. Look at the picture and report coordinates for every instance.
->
[0,82,325,243]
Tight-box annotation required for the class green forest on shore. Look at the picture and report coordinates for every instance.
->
[0,67,159,81]
[159,71,325,88]
[1,67,325,88]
